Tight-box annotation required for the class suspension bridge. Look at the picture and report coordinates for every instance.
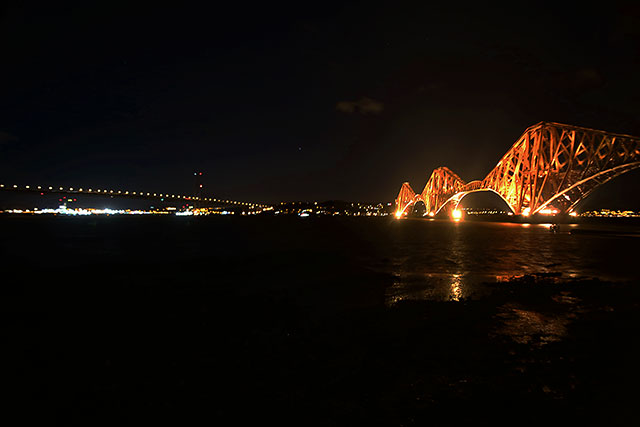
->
[0,183,269,209]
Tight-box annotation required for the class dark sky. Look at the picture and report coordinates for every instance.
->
[1,2,640,206]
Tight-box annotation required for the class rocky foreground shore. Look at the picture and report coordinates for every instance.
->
[6,270,638,425]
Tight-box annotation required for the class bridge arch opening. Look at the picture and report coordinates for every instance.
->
[456,190,515,215]
[559,166,640,213]
[411,200,427,217]
[434,189,516,218]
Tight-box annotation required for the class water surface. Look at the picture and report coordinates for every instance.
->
[382,219,639,303]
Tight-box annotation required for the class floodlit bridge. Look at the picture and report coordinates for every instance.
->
[395,122,640,218]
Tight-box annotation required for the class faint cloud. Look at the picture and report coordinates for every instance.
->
[336,97,384,114]
[571,68,604,92]
[0,131,18,147]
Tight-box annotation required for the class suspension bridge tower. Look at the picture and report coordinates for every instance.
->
[193,171,203,209]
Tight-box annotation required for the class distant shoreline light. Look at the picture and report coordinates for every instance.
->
[0,206,265,216]
[0,206,169,216]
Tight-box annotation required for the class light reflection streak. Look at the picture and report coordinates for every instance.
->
[386,272,471,305]
[449,274,463,301]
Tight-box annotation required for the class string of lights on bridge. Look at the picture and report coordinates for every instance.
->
[0,183,269,209]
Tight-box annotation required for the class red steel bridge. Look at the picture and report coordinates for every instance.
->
[0,183,269,209]
[395,122,640,218]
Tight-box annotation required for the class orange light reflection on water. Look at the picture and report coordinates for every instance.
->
[449,274,463,301]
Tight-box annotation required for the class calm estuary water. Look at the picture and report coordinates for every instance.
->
[383,218,639,303]
[2,215,637,304]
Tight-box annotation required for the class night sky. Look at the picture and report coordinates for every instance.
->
[2,2,640,207]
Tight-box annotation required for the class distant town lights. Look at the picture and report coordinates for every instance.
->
[539,207,558,215]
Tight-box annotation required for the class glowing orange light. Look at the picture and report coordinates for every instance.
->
[539,207,558,215]
[428,211,434,217]
[394,211,402,219]
[452,209,462,220]
[569,211,578,217]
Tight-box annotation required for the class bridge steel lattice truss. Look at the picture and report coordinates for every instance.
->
[395,122,640,217]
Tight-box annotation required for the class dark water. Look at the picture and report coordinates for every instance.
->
[2,216,640,425]
[4,215,638,292]
[384,219,639,303]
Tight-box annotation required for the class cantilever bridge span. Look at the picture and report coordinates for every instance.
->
[395,122,640,217]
